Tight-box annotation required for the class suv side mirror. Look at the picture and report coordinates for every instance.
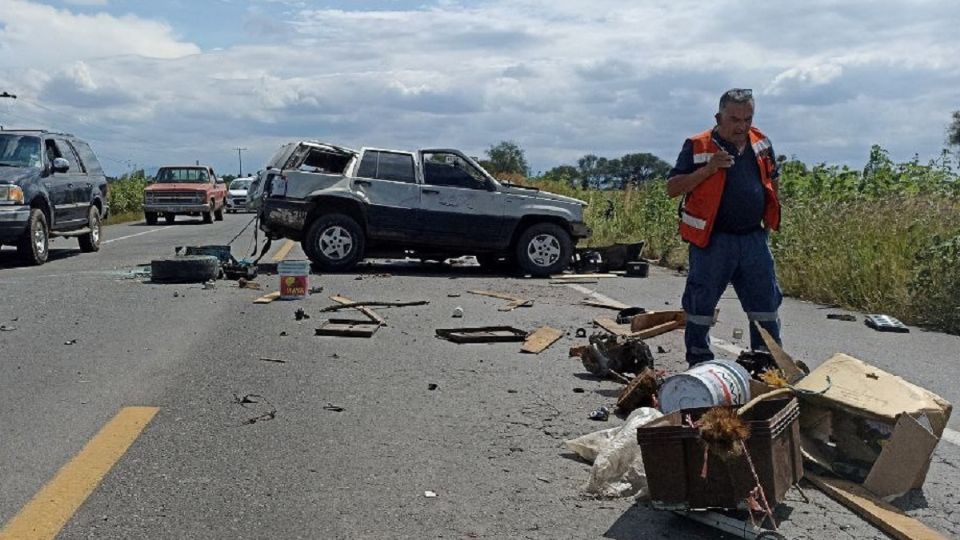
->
[52,157,70,174]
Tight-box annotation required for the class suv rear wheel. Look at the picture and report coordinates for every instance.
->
[514,222,573,276]
[17,208,49,265]
[78,206,102,252]
[304,213,365,271]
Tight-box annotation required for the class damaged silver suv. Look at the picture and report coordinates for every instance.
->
[249,142,590,275]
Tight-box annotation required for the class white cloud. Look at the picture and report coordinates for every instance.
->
[0,0,958,176]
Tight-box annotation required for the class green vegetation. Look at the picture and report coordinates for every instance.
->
[105,169,149,223]
[528,144,960,334]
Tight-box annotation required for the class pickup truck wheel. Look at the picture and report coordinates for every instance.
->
[164,213,176,224]
[145,212,158,225]
[514,222,573,277]
[214,204,224,221]
[202,207,214,224]
[304,213,365,271]
[150,255,220,283]
[78,206,102,252]
[17,208,49,265]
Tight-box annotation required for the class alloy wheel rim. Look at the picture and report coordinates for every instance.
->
[34,222,47,256]
[319,226,354,260]
[527,234,560,267]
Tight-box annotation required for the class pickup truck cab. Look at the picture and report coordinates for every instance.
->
[0,129,108,265]
[144,166,226,225]
[250,141,590,276]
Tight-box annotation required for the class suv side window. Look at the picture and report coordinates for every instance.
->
[422,152,490,190]
[71,140,103,176]
[52,138,85,174]
[357,151,416,184]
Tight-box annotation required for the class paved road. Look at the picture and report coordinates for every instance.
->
[0,213,958,539]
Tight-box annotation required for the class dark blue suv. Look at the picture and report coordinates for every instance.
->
[0,129,108,265]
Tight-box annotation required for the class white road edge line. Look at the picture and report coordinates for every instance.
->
[568,283,960,448]
[103,226,171,244]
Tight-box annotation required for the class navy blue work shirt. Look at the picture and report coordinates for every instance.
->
[669,130,779,234]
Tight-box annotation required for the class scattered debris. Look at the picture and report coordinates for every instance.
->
[151,255,221,284]
[570,333,654,379]
[176,245,258,281]
[64,339,78,345]
[615,307,646,325]
[424,490,437,498]
[827,313,857,322]
[615,368,661,413]
[447,293,461,298]
[656,346,668,354]
[588,406,610,421]
[520,326,563,354]
[258,357,286,364]
[329,295,386,326]
[452,306,464,318]
[467,290,533,311]
[323,403,345,412]
[551,273,619,280]
[242,411,276,425]
[551,279,598,284]
[237,278,262,290]
[279,331,288,337]
[254,291,281,304]
[295,308,310,321]
[629,310,687,338]
[319,300,428,312]
[580,299,630,311]
[427,383,438,391]
[309,286,324,295]
[573,387,585,393]
[624,260,649,277]
[575,328,587,338]
[571,250,603,273]
[233,393,262,407]
[0,325,16,332]
[436,326,528,344]
[658,359,752,413]
[203,281,216,290]
[316,319,381,338]
[864,314,910,333]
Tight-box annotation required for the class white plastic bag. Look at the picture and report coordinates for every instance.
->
[563,407,663,498]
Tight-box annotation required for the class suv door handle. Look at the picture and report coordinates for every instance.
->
[355,180,372,186]
[422,188,439,194]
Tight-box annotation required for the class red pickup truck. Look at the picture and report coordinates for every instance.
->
[143,165,227,224]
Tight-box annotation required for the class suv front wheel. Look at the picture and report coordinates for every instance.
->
[514,222,573,276]
[17,208,49,265]
[304,213,365,271]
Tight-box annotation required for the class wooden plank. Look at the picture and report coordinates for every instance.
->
[806,473,948,540]
[330,295,386,326]
[253,291,281,304]
[593,317,632,336]
[521,326,563,354]
[468,290,523,302]
[436,326,528,344]
[629,310,685,331]
[315,319,380,337]
[581,299,630,310]
[550,273,619,279]
[631,319,681,339]
[551,279,599,284]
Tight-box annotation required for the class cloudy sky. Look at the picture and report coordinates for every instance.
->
[0,0,958,177]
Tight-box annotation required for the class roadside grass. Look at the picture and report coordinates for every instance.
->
[104,211,144,226]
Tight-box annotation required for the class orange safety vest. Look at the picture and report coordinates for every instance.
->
[678,126,781,248]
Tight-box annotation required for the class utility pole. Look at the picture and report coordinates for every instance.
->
[0,92,16,129]
[236,147,247,177]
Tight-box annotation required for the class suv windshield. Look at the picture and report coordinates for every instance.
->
[0,134,42,169]
[156,168,210,183]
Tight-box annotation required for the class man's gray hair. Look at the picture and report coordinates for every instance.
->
[719,88,754,111]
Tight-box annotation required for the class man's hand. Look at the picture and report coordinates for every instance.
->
[707,150,735,173]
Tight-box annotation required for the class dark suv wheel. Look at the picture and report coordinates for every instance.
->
[17,208,49,265]
[78,206,102,252]
[514,222,573,276]
[304,213,365,271]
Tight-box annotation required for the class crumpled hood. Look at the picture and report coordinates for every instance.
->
[499,184,586,207]
[0,166,41,185]
[146,183,208,192]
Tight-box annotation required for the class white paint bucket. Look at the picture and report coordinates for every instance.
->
[278,260,310,300]
[658,359,752,414]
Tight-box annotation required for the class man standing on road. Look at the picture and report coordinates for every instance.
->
[666,88,783,366]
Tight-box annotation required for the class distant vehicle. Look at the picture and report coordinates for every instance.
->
[226,176,254,213]
[0,129,108,265]
[143,166,226,225]
[249,141,591,276]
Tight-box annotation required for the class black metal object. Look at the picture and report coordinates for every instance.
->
[864,314,909,333]
[435,326,528,344]
[176,245,258,280]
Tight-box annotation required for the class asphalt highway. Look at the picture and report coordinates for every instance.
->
[1,213,958,539]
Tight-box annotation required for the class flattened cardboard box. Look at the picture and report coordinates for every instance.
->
[794,353,952,498]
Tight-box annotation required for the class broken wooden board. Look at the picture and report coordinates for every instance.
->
[315,319,381,338]
[629,310,686,338]
[521,326,563,354]
[550,273,619,279]
[467,290,533,311]
[330,295,386,326]
[551,279,599,284]
[594,313,683,340]
[436,326,528,344]
[756,322,806,383]
[806,473,948,540]
[581,299,631,310]
[253,291,281,304]
[594,317,633,336]
[319,300,428,312]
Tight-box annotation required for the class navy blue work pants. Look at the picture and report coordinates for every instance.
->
[681,229,782,366]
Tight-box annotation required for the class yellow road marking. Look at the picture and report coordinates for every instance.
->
[271,239,296,262]
[0,407,159,540]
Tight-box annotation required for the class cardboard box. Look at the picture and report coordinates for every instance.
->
[794,353,953,498]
